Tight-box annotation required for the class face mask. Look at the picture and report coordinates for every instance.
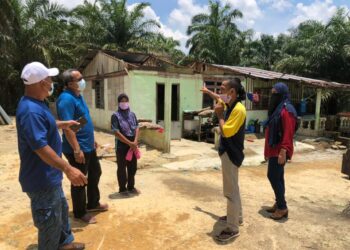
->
[78,79,86,91]
[42,80,54,96]
[219,94,231,103]
[48,83,54,96]
[119,102,129,110]
[268,93,284,116]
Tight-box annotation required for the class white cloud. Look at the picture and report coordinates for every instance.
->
[129,4,189,52]
[168,0,208,32]
[290,0,338,26]
[223,0,263,27]
[259,0,292,11]
[51,0,93,9]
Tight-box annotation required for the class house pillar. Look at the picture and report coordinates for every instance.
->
[315,88,322,130]
[163,82,172,153]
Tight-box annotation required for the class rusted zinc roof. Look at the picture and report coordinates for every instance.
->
[211,64,350,89]
[78,49,185,72]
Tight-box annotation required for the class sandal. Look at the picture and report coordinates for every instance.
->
[214,230,240,242]
[59,242,85,250]
[87,203,109,212]
[77,214,96,224]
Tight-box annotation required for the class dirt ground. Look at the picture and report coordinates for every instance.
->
[0,122,350,250]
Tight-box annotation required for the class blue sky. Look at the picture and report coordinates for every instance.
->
[56,0,350,51]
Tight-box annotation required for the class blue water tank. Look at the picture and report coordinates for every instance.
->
[300,99,307,115]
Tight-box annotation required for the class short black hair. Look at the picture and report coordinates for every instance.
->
[224,77,246,101]
[62,69,78,86]
[118,93,129,103]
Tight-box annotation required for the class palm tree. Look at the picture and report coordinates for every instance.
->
[275,8,350,82]
[240,34,284,70]
[186,0,243,65]
[98,0,160,51]
[70,0,107,51]
[0,0,23,113]
[19,0,72,67]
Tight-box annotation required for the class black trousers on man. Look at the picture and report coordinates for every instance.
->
[116,147,137,192]
[64,150,102,218]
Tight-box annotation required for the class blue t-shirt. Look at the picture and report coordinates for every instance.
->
[16,96,63,193]
[56,90,95,153]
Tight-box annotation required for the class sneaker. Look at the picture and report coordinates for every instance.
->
[214,230,240,242]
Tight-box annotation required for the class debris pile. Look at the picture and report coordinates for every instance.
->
[302,137,348,150]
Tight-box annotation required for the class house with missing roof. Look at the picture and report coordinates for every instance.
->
[78,50,203,153]
[192,62,350,137]
[78,50,350,153]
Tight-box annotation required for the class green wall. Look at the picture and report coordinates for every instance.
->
[127,70,203,123]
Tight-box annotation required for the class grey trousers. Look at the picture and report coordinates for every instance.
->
[220,152,243,232]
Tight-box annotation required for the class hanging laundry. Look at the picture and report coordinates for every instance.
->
[253,92,260,102]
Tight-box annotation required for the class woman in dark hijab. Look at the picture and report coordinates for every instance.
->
[111,94,140,196]
[264,82,297,220]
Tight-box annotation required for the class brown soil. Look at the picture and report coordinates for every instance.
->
[0,123,350,250]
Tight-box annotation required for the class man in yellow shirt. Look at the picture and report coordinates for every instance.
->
[213,78,246,242]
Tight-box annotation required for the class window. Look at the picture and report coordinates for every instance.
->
[252,88,270,110]
[202,81,222,108]
[95,80,104,109]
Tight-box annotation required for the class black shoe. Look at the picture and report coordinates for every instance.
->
[128,188,141,195]
[214,230,240,242]
[119,191,129,197]
[219,216,243,225]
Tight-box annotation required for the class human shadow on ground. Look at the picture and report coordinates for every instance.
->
[108,192,139,200]
[193,206,239,245]
[26,244,38,250]
[258,206,288,223]
[68,212,90,230]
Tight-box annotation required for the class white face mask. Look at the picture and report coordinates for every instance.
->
[78,79,86,91]
[42,80,54,96]
[48,83,54,96]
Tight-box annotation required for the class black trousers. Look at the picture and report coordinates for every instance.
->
[64,150,102,218]
[267,157,287,210]
[116,147,137,192]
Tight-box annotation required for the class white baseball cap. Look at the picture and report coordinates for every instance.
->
[21,62,59,85]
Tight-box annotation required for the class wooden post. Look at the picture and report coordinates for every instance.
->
[163,82,172,153]
[315,88,322,130]
[198,116,202,142]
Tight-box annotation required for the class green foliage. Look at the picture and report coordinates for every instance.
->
[1,0,350,114]
[186,0,243,65]
[274,8,350,82]
[0,0,184,114]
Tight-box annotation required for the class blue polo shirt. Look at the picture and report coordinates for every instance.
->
[56,90,95,153]
[16,96,63,193]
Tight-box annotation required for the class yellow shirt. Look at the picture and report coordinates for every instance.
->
[222,102,246,138]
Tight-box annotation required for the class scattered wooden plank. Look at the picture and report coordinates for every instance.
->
[0,105,12,125]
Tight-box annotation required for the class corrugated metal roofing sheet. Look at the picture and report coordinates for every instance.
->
[212,64,350,89]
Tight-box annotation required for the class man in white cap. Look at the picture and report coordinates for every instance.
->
[16,62,87,250]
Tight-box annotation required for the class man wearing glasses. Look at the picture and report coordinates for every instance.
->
[57,69,108,224]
